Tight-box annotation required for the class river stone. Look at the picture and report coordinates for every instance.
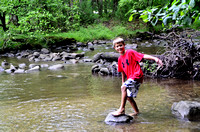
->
[5,69,14,74]
[40,64,49,68]
[0,66,4,72]
[41,48,50,54]
[19,63,26,69]
[14,69,25,74]
[171,101,200,121]
[105,112,133,124]
[26,66,40,73]
[48,64,64,70]
[29,64,38,69]
[100,52,120,62]
[10,64,17,71]
[99,68,109,75]
[33,52,40,58]
[1,60,9,68]
[93,53,102,62]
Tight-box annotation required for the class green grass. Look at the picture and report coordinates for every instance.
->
[0,23,148,51]
[49,24,147,42]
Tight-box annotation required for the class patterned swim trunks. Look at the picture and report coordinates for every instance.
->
[122,78,141,98]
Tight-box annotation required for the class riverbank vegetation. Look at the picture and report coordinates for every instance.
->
[0,0,200,52]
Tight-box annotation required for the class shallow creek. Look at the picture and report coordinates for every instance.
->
[0,43,200,131]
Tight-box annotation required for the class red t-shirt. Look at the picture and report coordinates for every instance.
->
[118,49,144,83]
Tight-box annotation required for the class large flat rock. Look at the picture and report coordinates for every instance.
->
[104,112,133,125]
[171,101,200,121]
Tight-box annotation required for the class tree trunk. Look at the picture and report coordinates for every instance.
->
[0,12,8,31]
[113,0,118,15]
[104,0,107,14]
[97,0,103,16]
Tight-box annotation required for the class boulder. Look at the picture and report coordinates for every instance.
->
[171,101,200,121]
[5,69,14,74]
[18,63,26,69]
[48,64,64,70]
[0,66,4,72]
[29,64,38,69]
[14,69,25,74]
[105,112,133,124]
[82,59,92,62]
[1,60,9,68]
[41,48,50,54]
[40,64,49,68]
[26,66,40,73]
[91,65,100,73]
[99,68,109,75]
[93,52,120,62]
[33,52,40,58]
[93,53,102,62]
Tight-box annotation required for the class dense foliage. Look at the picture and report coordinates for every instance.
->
[129,0,200,29]
[0,0,200,51]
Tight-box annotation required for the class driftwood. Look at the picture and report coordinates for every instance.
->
[145,31,200,79]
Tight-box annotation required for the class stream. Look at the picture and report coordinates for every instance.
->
[0,42,200,131]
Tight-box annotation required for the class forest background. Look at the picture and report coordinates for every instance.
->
[0,0,200,52]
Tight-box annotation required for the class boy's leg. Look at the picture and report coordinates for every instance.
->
[112,85,127,116]
[127,97,139,116]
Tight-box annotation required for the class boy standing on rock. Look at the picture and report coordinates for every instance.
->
[112,37,163,116]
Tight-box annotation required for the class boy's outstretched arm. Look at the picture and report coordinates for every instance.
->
[143,54,163,67]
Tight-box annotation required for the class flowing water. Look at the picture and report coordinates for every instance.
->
[0,43,200,132]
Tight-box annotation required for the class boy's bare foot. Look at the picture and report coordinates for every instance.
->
[129,112,139,116]
[112,110,125,117]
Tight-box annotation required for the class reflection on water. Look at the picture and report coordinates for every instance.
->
[0,62,200,131]
[0,43,200,131]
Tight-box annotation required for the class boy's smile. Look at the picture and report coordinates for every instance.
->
[114,42,126,55]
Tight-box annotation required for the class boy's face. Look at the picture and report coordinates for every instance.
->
[114,42,125,55]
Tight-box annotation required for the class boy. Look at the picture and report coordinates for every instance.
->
[112,37,163,116]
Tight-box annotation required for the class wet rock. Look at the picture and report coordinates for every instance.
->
[5,69,14,74]
[7,53,15,57]
[82,59,92,62]
[40,64,49,68]
[99,68,109,75]
[109,62,120,76]
[29,64,38,69]
[14,69,25,74]
[41,48,50,54]
[100,52,120,62]
[1,60,9,68]
[18,63,26,69]
[105,112,133,124]
[70,59,79,64]
[10,64,17,71]
[52,55,62,61]
[91,65,100,73]
[39,54,49,60]
[20,51,30,58]
[28,56,35,61]
[93,53,102,62]
[48,64,64,70]
[125,44,138,49]
[26,66,40,73]
[34,58,41,62]
[0,66,4,72]
[171,101,200,121]
[33,52,40,58]
[98,40,106,44]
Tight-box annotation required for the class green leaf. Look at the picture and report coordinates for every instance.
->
[163,16,172,25]
[189,0,195,8]
[129,14,134,22]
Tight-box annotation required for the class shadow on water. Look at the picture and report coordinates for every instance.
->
[0,43,200,131]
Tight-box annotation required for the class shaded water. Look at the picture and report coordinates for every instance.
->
[0,43,200,131]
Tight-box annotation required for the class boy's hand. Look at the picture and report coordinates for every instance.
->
[155,58,163,67]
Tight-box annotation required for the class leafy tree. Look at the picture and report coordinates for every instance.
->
[129,0,200,29]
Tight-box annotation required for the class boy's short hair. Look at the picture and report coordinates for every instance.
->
[113,37,124,47]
